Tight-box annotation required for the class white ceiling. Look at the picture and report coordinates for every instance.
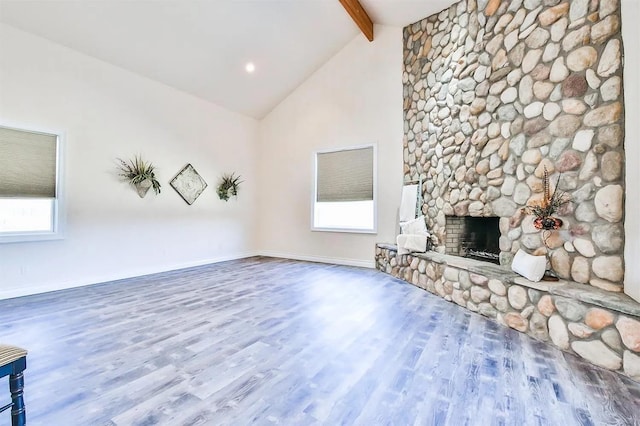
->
[0,0,455,119]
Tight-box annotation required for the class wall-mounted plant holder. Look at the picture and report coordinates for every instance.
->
[116,156,161,198]
[521,166,571,281]
[217,172,243,202]
[522,166,570,223]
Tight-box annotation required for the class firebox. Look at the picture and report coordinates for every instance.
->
[445,216,500,264]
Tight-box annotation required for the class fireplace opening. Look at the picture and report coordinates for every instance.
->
[445,216,500,265]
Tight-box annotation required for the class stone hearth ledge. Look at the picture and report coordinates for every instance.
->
[376,243,640,381]
[376,243,640,316]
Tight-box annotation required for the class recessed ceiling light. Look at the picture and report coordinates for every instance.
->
[245,62,255,73]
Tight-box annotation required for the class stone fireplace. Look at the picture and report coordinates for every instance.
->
[445,216,500,264]
[376,0,640,382]
[402,0,625,293]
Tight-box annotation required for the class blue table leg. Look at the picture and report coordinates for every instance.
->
[9,371,25,426]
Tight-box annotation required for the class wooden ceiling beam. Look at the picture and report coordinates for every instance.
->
[339,0,374,42]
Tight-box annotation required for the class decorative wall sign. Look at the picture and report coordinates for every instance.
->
[170,164,207,205]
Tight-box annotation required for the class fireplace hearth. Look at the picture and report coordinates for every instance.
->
[446,216,500,265]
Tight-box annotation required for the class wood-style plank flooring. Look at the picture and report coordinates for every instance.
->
[0,257,638,425]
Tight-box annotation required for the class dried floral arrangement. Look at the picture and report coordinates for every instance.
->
[216,172,243,201]
[522,167,570,230]
[116,155,161,197]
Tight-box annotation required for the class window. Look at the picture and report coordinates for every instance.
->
[313,145,376,233]
[0,124,64,243]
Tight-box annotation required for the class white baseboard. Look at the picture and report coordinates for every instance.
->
[0,252,257,301]
[1,251,376,301]
[258,250,375,269]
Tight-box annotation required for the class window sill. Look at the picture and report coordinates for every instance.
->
[0,231,64,244]
[311,227,377,234]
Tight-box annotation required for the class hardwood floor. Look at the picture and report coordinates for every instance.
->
[0,257,638,426]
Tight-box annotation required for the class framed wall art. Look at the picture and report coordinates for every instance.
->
[170,163,207,205]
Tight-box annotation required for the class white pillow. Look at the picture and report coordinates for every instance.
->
[400,216,428,235]
[511,249,546,282]
[396,234,428,254]
[396,236,410,255]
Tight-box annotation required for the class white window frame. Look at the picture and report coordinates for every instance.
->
[0,122,65,244]
[311,143,377,234]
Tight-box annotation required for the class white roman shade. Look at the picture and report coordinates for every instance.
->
[316,146,374,202]
[0,126,58,198]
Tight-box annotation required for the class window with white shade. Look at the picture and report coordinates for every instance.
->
[313,145,376,233]
[0,125,64,243]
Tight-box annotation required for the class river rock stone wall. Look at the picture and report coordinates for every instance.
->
[376,244,640,381]
[403,0,625,291]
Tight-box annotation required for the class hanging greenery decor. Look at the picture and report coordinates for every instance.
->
[522,166,570,230]
[217,172,243,201]
[116,155,162,198]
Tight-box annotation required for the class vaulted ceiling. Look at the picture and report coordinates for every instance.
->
[0,0,456,119]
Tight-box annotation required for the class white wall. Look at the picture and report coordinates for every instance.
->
[0,24,258,299]
[2,10,637,300]
[622,1,640,302]
[256,25,404,267]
